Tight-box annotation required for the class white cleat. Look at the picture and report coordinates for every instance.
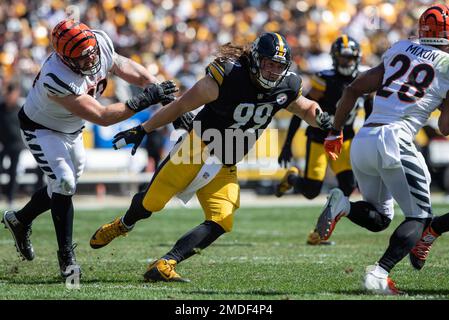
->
[315,188,350,240]
[363,264,402,295]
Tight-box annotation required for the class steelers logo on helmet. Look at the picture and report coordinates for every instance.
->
[331,35,361,77]
[249,32,292,89]
[51,19,101,76]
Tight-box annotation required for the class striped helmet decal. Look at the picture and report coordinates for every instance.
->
[274,33,286,57]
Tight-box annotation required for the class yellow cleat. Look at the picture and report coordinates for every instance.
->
[144,259,190,283]
[275,167,299,197]
[90,217,130,249]
[306,229,336,246]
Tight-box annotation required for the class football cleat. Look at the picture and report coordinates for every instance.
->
[275,167,299,197]
[90,217,132,249]
[363,264,402,295]
[57,244,81,279]
[144,259,190,283]
[1,211,35,261]
[409,225,440,271]
[306,229,336,245]
[315,188,349,240]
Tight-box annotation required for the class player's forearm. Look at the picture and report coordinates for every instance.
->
[333,87,359,130]
[112,55,157,87]
[141,92,202,133]
[141,77,217,133]
[97,102,135,126]
[303,102,322,128]
[141,102,184,133]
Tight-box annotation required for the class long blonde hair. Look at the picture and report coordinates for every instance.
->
[214,42,252,63]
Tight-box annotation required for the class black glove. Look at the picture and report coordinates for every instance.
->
[112,125,146,156]
[173,111,195,131]
[315,108,333,131]
[125,80,178,112]
[278,141,293,168]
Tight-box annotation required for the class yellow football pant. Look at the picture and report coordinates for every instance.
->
[141,133,240,232]
[305,139,352,181]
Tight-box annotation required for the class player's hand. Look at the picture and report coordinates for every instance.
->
[278,142,293,168]
[173,111,195,131]
[112,125,146,156]
[126,80,178,112]
[324,130,343,161]
[315,108,333,131]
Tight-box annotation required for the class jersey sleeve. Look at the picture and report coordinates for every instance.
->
[42,72,80,97]
[206,60,226,86]
[281,72,303,107]
[380,41,403,66]
[93,30,115,71]
[310,72,326,92]
[290,72,303,100]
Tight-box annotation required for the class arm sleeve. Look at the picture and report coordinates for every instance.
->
[310,73,326,92]
[284,115,302,144]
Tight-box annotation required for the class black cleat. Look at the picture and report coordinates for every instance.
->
[2,211,35,261]
[409,226,439,271]
[57,244,82,279]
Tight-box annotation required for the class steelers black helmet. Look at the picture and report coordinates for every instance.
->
[331,35,361,77]
[249,32,292,89]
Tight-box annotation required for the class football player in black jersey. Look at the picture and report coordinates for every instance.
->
[276,35,372,245]
[88,32,333,282]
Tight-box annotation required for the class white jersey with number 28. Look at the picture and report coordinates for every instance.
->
[367,39,449,135]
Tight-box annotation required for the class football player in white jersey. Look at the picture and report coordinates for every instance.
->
[0,20,177,279]
[314,4,449,294]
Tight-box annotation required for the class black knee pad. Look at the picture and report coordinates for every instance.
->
[301,179,322,199]
[336,171,356,196]
[349,201,391,232]
[367,213,392,232]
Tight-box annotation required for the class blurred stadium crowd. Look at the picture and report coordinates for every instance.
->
[0,0,437,90]
[0,0,447,202]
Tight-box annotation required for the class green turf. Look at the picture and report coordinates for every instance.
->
[1,204,449,300]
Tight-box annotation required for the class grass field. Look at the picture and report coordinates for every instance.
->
[1,204,449,300]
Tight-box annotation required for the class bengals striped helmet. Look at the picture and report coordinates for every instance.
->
[419,4,449,46]
[249,32,292,89]
[51,20,101,75]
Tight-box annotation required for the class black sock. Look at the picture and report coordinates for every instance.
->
[336,170,356,197]
[15,187,51,225]
[122,192,152,226]
[431,213,449,235]
[51,193,74,250]
[378,218,429,272]
[163,220,225,263]
[347,201,391,232]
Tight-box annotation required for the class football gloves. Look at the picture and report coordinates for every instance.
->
[173,111,195,131]
[113,125,146,156]
[315,108,333,131]
[125,80,178,112]
[278,141,293,168]
[324,129,343,161]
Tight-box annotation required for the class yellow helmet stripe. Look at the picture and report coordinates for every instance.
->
[274,33,285,57]
[342,34,349,48]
